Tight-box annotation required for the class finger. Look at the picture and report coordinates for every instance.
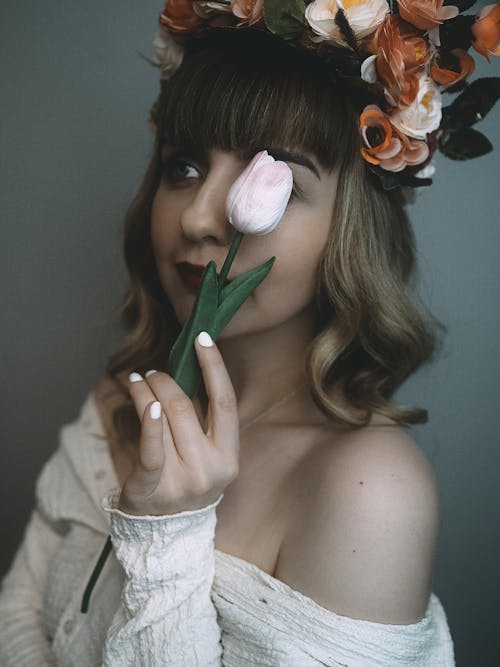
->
[143,371,205,462]
[128,372,177,467]
[122,400,166,502]
[137,401,165,473]
[194,331,239,455]
[128,372,159,423]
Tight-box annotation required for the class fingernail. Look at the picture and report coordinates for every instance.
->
[145,369,157,378]
[197,331,213,347]
[150,401,162,420]
[129,372,143,383]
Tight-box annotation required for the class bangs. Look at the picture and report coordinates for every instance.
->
[157,27,357,171]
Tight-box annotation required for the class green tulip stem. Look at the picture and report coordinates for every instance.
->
[81,229,273,615]
[218,231,243,299]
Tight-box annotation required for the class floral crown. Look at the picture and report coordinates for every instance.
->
[151,0,500,190]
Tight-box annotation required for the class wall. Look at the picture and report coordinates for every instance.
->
[1,2,499,664]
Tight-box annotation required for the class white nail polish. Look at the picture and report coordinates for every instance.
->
[145,369,157,378]
[129,372,143,383]
[150,401,162,420]
[197,331,213,347]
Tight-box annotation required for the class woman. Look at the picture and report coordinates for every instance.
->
[0,2,470,664]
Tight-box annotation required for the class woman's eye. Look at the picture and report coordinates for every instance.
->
[161,156,306,202]
[161,158,200,182]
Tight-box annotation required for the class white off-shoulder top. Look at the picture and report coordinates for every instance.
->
[0,391,455,666]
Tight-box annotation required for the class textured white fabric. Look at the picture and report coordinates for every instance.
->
[0,391,456,666]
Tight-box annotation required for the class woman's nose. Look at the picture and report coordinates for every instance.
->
[179,171,236,247]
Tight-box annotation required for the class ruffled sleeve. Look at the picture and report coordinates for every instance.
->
[101,490,225,666]
[0,508,64,667]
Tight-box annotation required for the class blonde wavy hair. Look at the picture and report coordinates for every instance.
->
[102,27,446,449]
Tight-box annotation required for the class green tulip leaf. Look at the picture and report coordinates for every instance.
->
[168,260,219,397]
[214,257,276,335]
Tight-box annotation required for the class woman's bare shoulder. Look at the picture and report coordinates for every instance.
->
[277,421,440,623]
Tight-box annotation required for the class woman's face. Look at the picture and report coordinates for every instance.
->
[150,143,338,337]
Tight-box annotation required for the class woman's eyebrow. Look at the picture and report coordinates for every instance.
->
[162,143,321,180]
[241,147,321,180]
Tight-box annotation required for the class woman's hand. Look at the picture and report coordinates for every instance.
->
[118,331,240,516]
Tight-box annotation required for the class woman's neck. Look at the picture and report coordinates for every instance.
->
[204,303,322,429]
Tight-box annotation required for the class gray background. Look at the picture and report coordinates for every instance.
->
[1,2,499,665]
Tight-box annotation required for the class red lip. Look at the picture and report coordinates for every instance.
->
[177,261,231,288]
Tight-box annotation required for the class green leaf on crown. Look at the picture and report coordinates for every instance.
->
[439,14,475,51]
[367,163,433,190]
[441,77,500,131]
[263,0,306,40]
[367,164,400,190]
[438,127,493,159]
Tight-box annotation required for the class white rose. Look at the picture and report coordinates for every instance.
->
[305,0,389,47]
[338,0,389,39]
[391,74,442,140]
[153,27,184,80]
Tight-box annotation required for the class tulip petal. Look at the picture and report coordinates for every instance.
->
[226,151,293,235]
[225,150,270,223]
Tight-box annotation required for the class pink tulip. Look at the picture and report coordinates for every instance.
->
[225,150,293,235]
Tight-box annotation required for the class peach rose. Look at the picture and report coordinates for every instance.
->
[159,0,203,33]
[372,15,431,107]
[360,105,429,171]
[230,0,264,26]
[471,3,500,62]
[384,131,429,171]
[305,0,390,47]
[430,48,475,86]
[391,73,441,140]
[397,0,458,32]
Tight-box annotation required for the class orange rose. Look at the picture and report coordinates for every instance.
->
[430,49,475,86]
[397,0,458,31]
[230,0,264,26]
[360,104,397,163]
[373,15,430,107]
[159,0,203,33]
[471,3,500,62]
[360,105,429,172]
